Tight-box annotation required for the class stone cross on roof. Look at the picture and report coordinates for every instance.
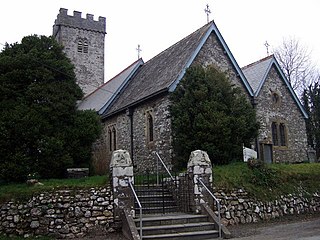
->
[264,41,270,56]
[136,44,142,59]
[204,4,211,23]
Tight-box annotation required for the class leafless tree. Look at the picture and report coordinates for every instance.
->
[273,37,317,96]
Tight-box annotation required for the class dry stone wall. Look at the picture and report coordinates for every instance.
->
[0,187,113,239]
[214,188,320,226]
[1,185,319,238]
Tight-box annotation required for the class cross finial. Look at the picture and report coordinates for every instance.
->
[264,41,270,56]
[136,44,142,59]
[204,4,211,23]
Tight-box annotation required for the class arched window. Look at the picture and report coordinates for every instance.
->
[271,122,278,146]
[279,123,287,146]
[147,113,154,142]
[77,40,83,53]
[83,40,88,53]
[77,39,89,54]
[108,129,112,152]
[112,127,117,151]
[107,125,117,152]
[271,122,287,147]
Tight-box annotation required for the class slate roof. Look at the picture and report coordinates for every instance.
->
[104,21,253,117]
[77,59,143,114]
[242,55,308,119]
[242,55,273,93]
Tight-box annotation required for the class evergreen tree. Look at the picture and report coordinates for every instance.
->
[0,35,101,182]
[302,82,320,158]
[170,65,259,169]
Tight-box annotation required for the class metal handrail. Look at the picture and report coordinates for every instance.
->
[128,180,143,239]
[155,152,175,185]
[197,177,221,239]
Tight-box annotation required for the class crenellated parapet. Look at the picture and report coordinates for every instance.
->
[53,8,106,36]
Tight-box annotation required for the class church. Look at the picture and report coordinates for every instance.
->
[53,8,310,172]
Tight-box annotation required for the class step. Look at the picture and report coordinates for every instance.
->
[135,213,209,227]
[135,200,176,207]
[141,229,219,240]
[135,206,179,214]
[141,222,216,235]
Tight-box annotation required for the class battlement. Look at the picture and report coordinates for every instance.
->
[53,8,106,34]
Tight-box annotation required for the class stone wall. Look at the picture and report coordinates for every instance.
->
[0,185,319,238]
[214,188,320,226]
[0,187,113,239]
[100,94,173,173]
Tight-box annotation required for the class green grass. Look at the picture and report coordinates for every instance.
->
[213,162,320,201]
[0,175,108,203]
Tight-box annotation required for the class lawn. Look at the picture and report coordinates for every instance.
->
[1,162,319,203]
[213,161,320,200]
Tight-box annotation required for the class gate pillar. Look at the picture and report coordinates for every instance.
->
[110,149,134,222]
[187,150,213,213]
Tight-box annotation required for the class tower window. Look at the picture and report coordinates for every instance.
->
[77,39,89,54]
[77,40,83,53]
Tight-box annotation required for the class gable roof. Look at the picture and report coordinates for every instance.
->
[77,58,143,114]
[103,21,253,117]
[242,55,308,119]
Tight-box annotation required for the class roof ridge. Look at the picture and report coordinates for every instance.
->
[242,54,274,70]
[143,21,213,66]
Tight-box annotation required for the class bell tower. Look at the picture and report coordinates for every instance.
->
[53,8,106,96]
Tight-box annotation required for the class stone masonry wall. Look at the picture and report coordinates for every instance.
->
[256,66,308,163]
[0,186,319,238]
[193,32,251,101]
[0,187,113,239]
[100,95,172,174]
[214,188,320,226]
[53,8,106,95]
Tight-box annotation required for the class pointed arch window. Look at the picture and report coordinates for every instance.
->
[271,122,278,146]
[146,110,154,143]
[107,124,117,152]
[77,38,89,54]
[279,123,287,146]
[271,121,287,147]
[77,40,83,53]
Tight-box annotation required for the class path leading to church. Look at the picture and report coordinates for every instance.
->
[229,213,320,240]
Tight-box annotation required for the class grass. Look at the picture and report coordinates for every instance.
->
[1,162,319,203]
[0,175,108,203]
[213,161,320,201]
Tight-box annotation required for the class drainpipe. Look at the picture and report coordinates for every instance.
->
[126,108,134,166]
[251,96,260,159]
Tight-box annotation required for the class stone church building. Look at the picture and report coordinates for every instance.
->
[53,9,310,172]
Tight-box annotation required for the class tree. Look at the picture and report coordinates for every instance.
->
[0,35,102,182]
[302,81,320,159]
[170,65,259,169]
[273,37,316,95]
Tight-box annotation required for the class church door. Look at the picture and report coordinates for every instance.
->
[263,144,273,164]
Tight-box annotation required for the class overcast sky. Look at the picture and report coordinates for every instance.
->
[1,0,319,80]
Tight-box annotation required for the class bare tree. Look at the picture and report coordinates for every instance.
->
[273,37,316,96]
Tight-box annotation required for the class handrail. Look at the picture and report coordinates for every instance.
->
[128,179,143,239]
[197,177,221,239]
[155,152,175,185]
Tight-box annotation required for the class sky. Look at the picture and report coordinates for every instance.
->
[1,0,320,81]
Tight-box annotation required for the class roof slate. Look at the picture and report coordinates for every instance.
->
[106,22,213,115]
[242,55,273,94]
[77,59,143,114]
